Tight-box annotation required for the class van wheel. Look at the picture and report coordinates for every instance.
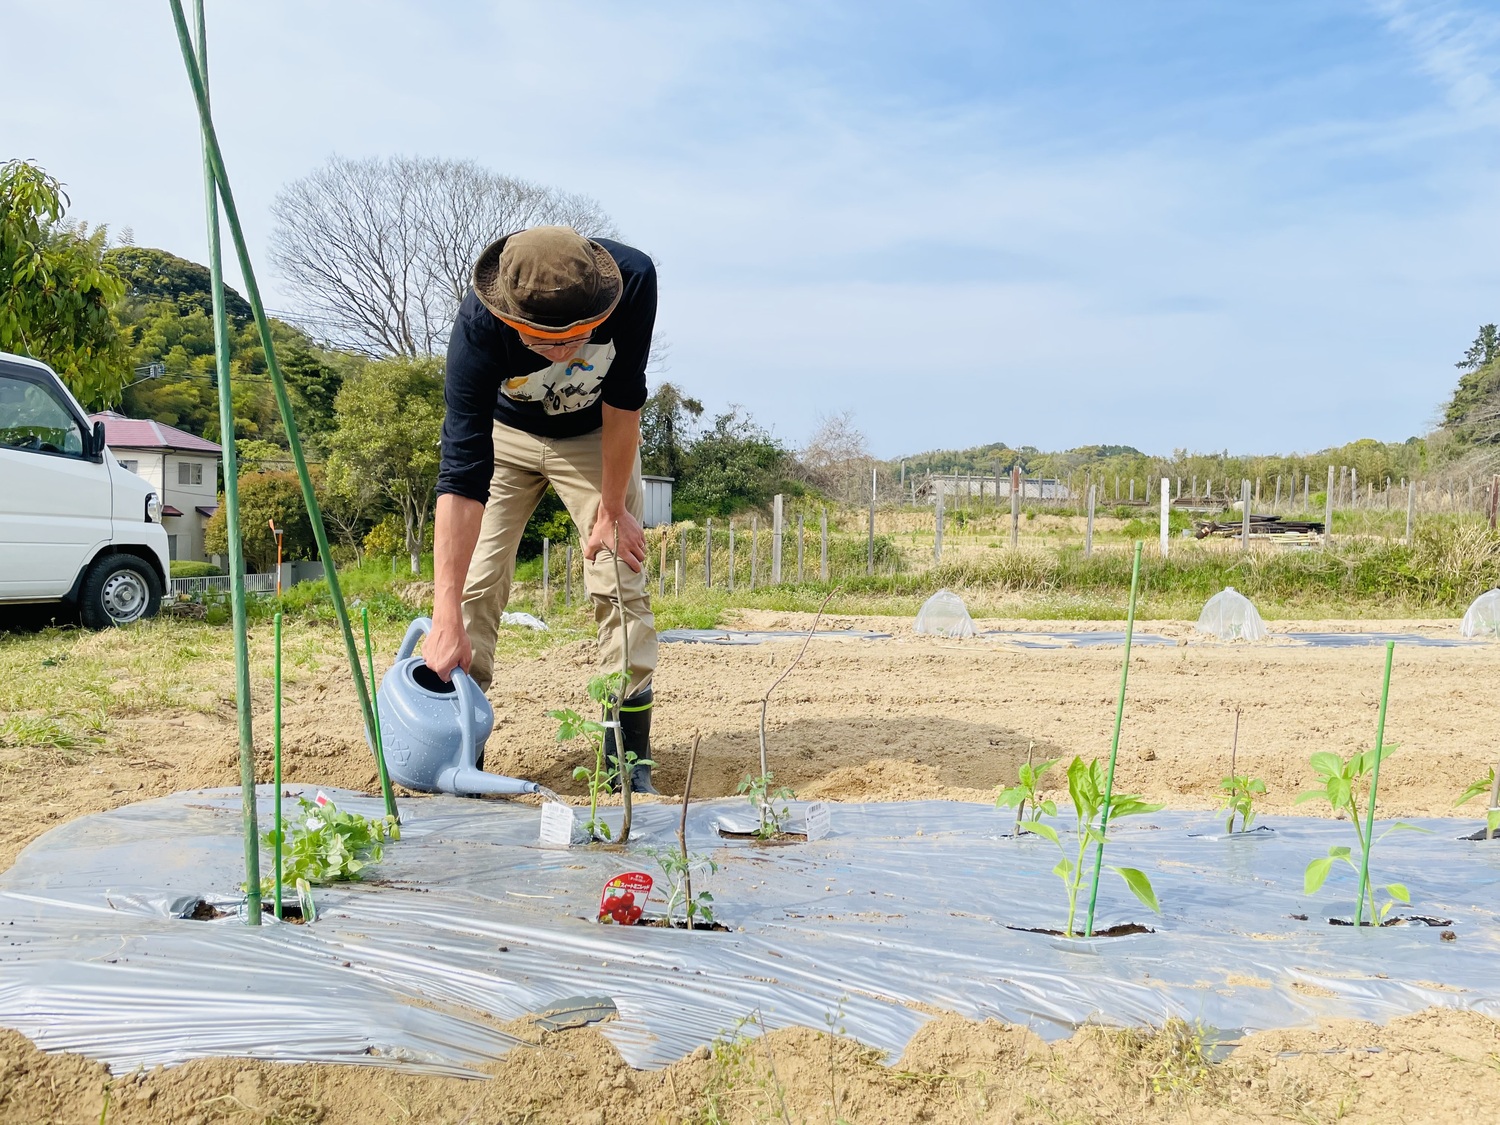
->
[79,554,162,628]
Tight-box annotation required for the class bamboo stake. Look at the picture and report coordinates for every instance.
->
[611,524,633,843]
[167,0,395,822]
[757,589,835,834]
[273,611,283,920]
[191,0,258,924]
[361,607,385,782]
[1355,642,1395,926]
[679,732,700,930]
[1084,541,1143,937]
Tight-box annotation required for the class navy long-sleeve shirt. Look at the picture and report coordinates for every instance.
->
[436,238,657,504]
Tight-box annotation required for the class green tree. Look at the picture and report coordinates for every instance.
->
[1442,323,1500,448]
[0,160,127,408]
[204,471,314,572]
[675,409,798,519]
[324,357,444,574]
[640,382,703,479]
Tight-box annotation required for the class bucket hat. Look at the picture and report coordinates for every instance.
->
[472,226,622,338]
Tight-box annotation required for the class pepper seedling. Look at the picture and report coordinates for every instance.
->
[550,670,630,842]
[1456,767,1500,838]
[1218,773,1267,834]
[1019,757,1162,936]
[1295,744,1424,924]
[994,745,1058,836]
[737,770,793,840]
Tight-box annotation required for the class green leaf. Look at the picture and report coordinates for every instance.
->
[1113,866,1160,913]
[1386,883,1410,904]
[1327,777,1352,810]
[1022,821,1060,845]
[1308,751,1343,780]
[1456,770,1495,807]
[1039,800,1057,817]
[1328,845,1352,858]
[1304,856,1335,894]
[1293,789,1328,806]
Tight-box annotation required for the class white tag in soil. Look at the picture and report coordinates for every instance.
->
[538,802,577,847]
[803,801,832,841]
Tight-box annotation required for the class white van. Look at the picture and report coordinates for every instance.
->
[0,352,169,627]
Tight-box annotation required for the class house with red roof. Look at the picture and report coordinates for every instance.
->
[88,411,221,563]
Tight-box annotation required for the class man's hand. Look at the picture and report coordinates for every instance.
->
[423,611,473,682]
[587,506,646,572]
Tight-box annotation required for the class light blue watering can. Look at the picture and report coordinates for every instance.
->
[376,617,539,797]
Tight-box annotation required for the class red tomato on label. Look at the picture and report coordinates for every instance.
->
[625,905,643,924]
[618,891,635,909]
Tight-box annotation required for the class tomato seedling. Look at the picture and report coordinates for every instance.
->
[1218,773,1267,834]
[994,746,1058,836]
[1295,744,1424,924]
[1456,767,1500,838]
[737,770,793,839]
[1019,757,1161,936]
[550,671,637,843]
[649,844,718,928]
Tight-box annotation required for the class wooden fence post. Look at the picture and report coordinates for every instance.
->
[1010,466,1021,548]
[704,518,712,587]
[798,513,805,582]
[566,542,573,608]
[1490,475,1499,531]
[750,516,758,590]
[867,467,876,577]
[935,483,945,564]
[542,537,550,617]
[1323,465,1335,548]
[771,494,783,584]
[728,522,736,593]
[1085,484,1096,558]
[657,534,664,598]
[678,525,687,594]
[1160,477,1170,558]
[1406,480,1416,544]
[820,507,829,582]
[1241,479,1251,551]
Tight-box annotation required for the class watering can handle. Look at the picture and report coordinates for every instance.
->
[396,616,433,662]
[450,667,482,769]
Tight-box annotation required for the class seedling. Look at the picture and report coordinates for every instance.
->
[994,743,1058,836]
[1218,774,1266,834]
[1217,707,1267,834]
[737,770,794,840]
[1295,744,1422,923]
[258,794,397,918]
[755,589,835,835]
[650,846,718,928]
[1019,757,1162,936]
[550,670,630,842]
[1456,767,1500,839]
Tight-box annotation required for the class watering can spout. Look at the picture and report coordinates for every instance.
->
[440,767,540,797]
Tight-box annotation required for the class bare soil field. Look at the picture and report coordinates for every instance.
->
[2,612,1498,1122]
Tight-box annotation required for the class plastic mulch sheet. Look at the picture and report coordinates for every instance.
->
[659,628,892,645]
[1281,633,1480,648]
[982,631,1178,648]
[2,788,1497,1077]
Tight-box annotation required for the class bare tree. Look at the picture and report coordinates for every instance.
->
[799,412,876,504]
[270,156,618,356]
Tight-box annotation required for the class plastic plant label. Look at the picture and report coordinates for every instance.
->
[538,802,577,848]
[599,871,653,926]
[804,801,832,841]
[314,791,330,808]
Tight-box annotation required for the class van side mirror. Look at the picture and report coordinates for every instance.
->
[91,420,107,460]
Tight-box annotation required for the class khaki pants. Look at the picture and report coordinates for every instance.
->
[462,421,657,695]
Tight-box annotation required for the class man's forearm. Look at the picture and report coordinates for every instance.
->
[599,404,640,514]
[434,492,485,623]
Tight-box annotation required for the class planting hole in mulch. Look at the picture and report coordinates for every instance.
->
[1460,827,1500,841]
[600,914,730,932]
[715,828,807,844]
[180,899,307,924]
[1007,923,1154,938]
[1328,915,1454,928]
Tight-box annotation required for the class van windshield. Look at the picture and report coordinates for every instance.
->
[0,370,85,456]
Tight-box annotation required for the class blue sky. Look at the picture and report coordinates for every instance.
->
[6,0,1500,457]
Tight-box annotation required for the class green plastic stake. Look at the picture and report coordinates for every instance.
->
[1084,541,1144,937]
[191,0,258,925]
[1355,641,1396,926]
[167,0,395,821]
[273,611,283,921]
[362,607,386,775]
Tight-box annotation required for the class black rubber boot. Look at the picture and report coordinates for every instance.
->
[604,686,658,795]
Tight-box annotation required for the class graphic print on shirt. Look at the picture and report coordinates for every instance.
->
[500,342,617,415]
